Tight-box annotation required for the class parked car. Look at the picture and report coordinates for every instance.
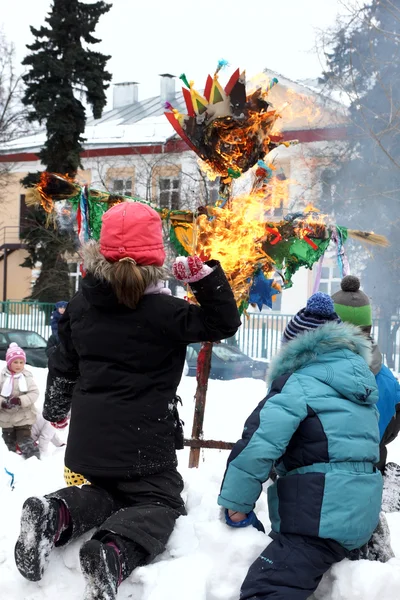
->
[0,329,48,368]
[186,342,268,380]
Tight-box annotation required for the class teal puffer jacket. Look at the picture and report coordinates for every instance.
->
[218,321,383,550]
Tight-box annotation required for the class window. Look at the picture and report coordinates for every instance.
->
[69,262,82,295]
[111,178,132,196]
[186,346,198,362]
[318,264,342,296]
[207,179,220,204]
[212,345,244,362]
[8,332,47,349]
[272,290,282,311]
[159,177,180,210]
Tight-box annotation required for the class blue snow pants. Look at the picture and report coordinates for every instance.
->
[240,532,349,600]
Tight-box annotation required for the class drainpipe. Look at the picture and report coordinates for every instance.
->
[3,248,8,302]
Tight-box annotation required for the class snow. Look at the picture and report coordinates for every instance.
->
[1,365,400,600]
[1,115,176,153]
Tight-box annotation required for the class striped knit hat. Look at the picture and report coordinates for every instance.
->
[283,292,342,342]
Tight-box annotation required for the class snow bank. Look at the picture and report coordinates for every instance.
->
[1,368,400,600]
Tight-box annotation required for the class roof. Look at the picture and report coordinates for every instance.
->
[86,91,186,127]
[0,76,347,156]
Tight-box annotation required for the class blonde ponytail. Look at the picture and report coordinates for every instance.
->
[81,241,167,309]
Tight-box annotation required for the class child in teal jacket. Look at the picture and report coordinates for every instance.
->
[218,293,382,600]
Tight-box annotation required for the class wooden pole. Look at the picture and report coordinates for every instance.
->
[188,341,213,468]
[188,180,233,469]
[185,438,234,450]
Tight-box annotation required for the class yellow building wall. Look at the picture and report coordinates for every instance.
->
[0,169,91,301]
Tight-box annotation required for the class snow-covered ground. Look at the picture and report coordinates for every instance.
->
[1,365,400,600]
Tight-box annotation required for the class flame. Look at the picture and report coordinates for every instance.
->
[194,189,285,307]
[36,172,79,213]
[275,89,322,129]
[209,110,281,178]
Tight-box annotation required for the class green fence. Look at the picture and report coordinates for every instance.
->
[0,301,399,373]
[232,313,400,373]
[0,301,55,340]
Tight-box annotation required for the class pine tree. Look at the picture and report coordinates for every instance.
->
[20,207,77,302]
[22,0,112,176]
[21,0,111,302]
[319,0,400,365]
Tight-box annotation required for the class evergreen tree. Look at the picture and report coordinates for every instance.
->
[22,0,112,176]
[20,207,77,302]
[21,0,111,302]
[320,0,400,364]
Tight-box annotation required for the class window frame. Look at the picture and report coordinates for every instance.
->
[110,177,133,196]
[158,176,181,210]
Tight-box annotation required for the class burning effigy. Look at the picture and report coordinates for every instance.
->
[26,65,388,315]
[26,65,389,466]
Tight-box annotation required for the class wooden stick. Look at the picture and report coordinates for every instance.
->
[188,341,213,468]
[184,438,235,450]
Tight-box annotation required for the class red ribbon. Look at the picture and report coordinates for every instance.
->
[265,227,282,246]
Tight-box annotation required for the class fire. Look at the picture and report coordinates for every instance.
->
[35,172,79,213]
[195,184,289,308]
[207,108,282,178]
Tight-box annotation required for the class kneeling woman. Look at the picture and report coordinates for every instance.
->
[15,202,241,599]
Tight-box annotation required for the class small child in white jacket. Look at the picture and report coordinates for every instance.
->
[31,413,65,454]
[0,343,39,459]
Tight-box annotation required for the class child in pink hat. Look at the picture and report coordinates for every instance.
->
[0,342,40,459]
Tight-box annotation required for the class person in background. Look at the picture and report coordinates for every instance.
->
[47,301,68,358]
[0,343,40,459]
[31,413,66,455]
[50,301,68,337]
[332,276,400,512]
[219,293,382,600]
[14,202,241,600]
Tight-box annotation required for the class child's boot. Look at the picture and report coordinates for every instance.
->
[15,496,70,581]
[80,539,122,600]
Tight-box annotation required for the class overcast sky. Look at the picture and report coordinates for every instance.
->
[1,0,357,108]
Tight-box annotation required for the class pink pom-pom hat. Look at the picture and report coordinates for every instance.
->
[6,342,26,368]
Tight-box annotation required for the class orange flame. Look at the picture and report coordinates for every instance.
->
[36,172,78,213]
[194,183,293,307]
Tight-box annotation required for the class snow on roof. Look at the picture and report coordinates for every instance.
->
[0,76,345,155]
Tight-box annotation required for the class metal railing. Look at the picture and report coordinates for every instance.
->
[230,313,400,373]
[0,301,55,340]
[0,226,24,249]
[0,302,398,372]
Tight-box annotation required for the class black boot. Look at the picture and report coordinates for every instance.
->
[80,540,121,600]
[15,497,70,581]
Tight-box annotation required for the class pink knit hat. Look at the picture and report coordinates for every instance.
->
[100,202,166,266]
[6,342,26,368]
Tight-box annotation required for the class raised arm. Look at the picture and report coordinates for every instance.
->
[168,258,241,343]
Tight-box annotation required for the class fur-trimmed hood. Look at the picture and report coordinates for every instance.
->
[268,321,372,382]
[81,240,167,283]
[267,321,377,406]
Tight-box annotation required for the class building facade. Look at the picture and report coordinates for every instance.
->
[0,72,347,311]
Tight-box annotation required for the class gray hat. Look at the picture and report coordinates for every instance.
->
[331,276,372,327]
